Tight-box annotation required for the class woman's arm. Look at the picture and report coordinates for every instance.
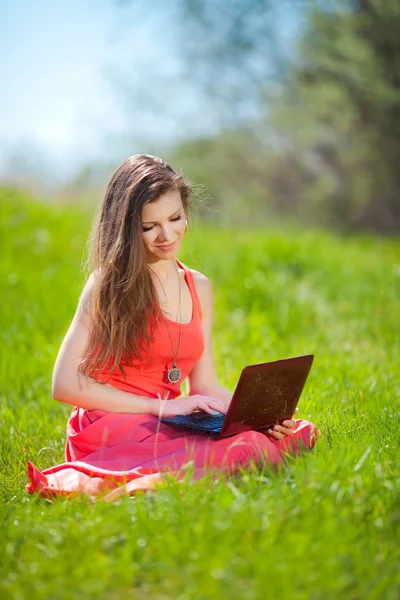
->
[52,274,160,414]
[186,271,233,410]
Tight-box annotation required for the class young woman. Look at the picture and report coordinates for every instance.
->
[26,154,319,501]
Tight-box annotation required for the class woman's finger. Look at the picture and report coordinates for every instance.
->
[282,419,297,429]
[204,399,227,414]
[266,429,285,441]
[196,402,214,415]
[274,424,294,436]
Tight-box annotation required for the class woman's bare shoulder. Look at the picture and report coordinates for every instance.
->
[188,268,213,312]
[75,271,99,323]
[79,271,98,300]
[189,268,212,289]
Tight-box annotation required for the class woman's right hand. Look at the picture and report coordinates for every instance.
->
[153,395,227,418]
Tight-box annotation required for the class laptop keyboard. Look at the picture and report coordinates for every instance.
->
[167,413,225,431]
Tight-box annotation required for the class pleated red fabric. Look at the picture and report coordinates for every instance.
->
[26,260,319,501]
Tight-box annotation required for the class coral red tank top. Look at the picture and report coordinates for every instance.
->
[99,260,205,400]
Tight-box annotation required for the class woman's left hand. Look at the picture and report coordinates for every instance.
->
[265,407,299,441]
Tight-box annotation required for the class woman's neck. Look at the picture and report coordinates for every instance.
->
[148,258,178,282]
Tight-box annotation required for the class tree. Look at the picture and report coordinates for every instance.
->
[116,0,400,231]
[174,0,400,231]
[276,0,400,230]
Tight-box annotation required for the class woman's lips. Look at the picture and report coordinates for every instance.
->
[156,241,176,252]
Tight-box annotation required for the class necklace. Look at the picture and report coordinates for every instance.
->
[161,260,183,383]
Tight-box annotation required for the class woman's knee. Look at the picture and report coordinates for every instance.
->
[231,429,280,462]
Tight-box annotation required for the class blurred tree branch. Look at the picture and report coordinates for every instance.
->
[116,0,307,126]
[114,0,400,232]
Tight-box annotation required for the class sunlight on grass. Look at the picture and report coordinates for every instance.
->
[1,188,399,599]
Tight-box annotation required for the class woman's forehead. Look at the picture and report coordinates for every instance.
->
[142,190,182,221]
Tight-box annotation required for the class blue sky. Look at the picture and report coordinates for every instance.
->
[0,1,302,181]
[0,0,186,178]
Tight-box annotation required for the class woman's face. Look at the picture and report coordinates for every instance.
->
[141,189,187,263]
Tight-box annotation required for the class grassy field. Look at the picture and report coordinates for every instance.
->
[1,187,399,600]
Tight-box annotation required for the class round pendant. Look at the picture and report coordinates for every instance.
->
[167,367,181,383]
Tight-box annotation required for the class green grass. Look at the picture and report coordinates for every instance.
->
[1,187,399,600]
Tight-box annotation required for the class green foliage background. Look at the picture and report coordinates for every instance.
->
[1,188,399,599]
[164,0,400,233]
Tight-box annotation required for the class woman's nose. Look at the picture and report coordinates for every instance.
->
[157,224,173,241]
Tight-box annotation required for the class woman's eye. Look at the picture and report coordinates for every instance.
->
[142,215,182,232]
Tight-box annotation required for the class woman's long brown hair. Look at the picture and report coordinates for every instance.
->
[78,154,192,383]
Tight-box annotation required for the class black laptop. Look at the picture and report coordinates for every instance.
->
[160,354,314,438]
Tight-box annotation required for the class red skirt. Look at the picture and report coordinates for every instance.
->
[26,407,319,502]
